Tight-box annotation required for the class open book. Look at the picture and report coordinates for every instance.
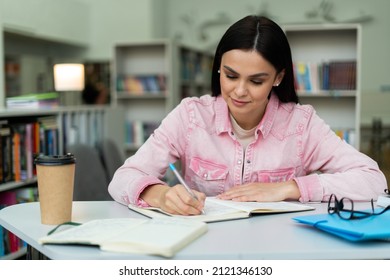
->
[128,197,315,223]
[39,218,207,258]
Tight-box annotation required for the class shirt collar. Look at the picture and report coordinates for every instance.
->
[258,92,279,138]
[214,92,280,138]
[215,96,231,134]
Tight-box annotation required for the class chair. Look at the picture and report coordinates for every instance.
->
[67,143,112,201]
[97,139,125,182]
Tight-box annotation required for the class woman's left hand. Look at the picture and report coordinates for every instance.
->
[216,180,301,202]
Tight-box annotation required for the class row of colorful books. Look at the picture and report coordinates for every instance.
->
[294,60,357,93]
[125,120,160,147]
[0,187,37,257]
[0,116,59,184]
[180,50,212,83]
[116,75,167,95]
[61,110,105,149]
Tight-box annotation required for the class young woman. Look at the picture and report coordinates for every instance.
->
[108,15,387,215]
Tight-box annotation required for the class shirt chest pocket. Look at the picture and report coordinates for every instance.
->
[256,168,295,183]
[186,157,229,196]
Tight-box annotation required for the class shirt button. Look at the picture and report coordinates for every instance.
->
[203,173,208,179]
[237,160,242,165]
[247,160,251,164]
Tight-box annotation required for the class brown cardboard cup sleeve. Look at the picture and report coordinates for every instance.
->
[34,154,76,225]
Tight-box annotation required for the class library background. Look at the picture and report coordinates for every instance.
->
[0,0,389,259]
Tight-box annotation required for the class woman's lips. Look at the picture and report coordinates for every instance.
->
[231,98,250,107]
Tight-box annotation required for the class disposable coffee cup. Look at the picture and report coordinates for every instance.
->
[34,153,76,225]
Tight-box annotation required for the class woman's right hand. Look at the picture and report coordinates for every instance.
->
[141,184,206,215]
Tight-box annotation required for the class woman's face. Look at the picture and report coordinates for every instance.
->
[219,49,284,129]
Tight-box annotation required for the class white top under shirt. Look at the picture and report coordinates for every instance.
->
[230,114,256,150]
[230,114,257,181]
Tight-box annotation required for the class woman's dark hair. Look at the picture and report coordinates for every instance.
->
[211,15,298,104]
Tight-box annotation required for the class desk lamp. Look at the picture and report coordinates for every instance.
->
[54,63,85,106]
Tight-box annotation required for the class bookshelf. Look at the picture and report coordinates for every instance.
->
[0,106,124,259]
[284,24,361,149]
[112,40,213,155]
[177,45,213,99]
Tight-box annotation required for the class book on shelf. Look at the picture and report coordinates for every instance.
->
[0,122,13,183]
[294,62,315,92]
[0,188,39,257]
[39,217,207,258]
[125,120,160,146]
[0,204,6,257]
[61,112,79,148]
[334,129,355,146]
[38,116,59,156]
[0,191,24,254]
[11,123,29,181]
[10,122,39,181]
[11,127,21,182]
[328,61,356,90]
[180,50,192,81]
[128,197,315,223]
[0,117,60,183]
[116,75,166,95]
[293,60,356,93]
[60,110,105,149]
[294,61,322,93]
[193,54,205,83]
[6,92,59,109]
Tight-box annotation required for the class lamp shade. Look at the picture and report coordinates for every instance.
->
[54,64,85,91]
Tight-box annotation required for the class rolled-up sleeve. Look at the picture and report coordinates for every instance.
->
[296,110,386,202]
[108,99,190,206]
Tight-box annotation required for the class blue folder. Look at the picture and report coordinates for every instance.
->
[292,210,390,241]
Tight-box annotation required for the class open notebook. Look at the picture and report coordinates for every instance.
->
[39,218,207,258]
[128,197,315,223]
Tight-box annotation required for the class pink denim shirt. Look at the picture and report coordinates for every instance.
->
[108,93,387,206]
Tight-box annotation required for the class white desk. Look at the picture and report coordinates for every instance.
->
[1,201,389,260]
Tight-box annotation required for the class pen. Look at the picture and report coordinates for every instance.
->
[169,163,205,214]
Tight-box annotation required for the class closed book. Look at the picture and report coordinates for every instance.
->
[39,218,207,258]
[295,62,312,91]
[0,124,13,182]
[8,230,20,253]
[12,131,21,182]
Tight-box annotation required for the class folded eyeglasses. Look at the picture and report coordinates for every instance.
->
[327,193,390,220]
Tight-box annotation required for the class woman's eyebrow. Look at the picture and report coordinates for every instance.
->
[222,65,269,77]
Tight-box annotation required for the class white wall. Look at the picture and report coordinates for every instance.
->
[1,0,89,45]
[78,0,157,60]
